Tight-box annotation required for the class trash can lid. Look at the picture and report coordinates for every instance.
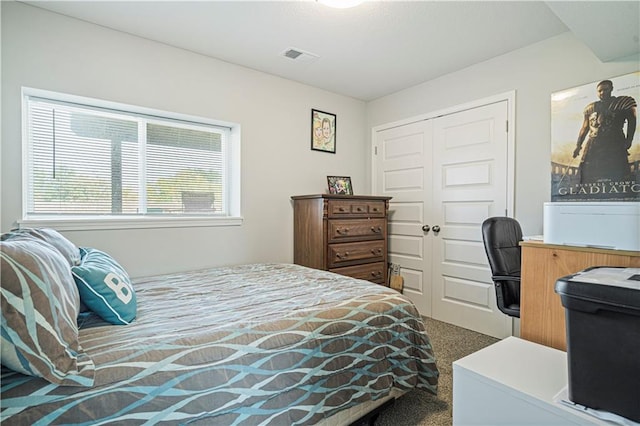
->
[555,267,640,311]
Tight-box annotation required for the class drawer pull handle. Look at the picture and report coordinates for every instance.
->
[372,208,379,212]
[370,226,382,233]
[371,249,382,255]
[371,271,381,277]
[356,207,363,212]
[336,252,350,259]
[338,207,346,212]
[337,228,350,234]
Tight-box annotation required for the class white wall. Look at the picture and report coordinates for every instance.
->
[4,3,638,278]
[366,32,639,236]
[1,3,367,277]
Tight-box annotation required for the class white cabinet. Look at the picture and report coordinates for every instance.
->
[452,337,605,425]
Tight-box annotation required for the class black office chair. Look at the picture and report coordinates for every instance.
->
[481,217,522,318]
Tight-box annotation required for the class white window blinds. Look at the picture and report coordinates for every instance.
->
[25,96,229,217]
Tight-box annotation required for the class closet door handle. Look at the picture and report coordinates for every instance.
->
[432,225,441,233]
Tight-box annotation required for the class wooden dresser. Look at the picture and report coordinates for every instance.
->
[291,194,391,285]
[520,241,640,351]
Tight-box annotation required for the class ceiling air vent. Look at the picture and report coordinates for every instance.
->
[284,49,303,59]
[281,48,320,63]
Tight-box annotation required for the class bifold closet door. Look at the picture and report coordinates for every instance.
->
[374,99,512,338]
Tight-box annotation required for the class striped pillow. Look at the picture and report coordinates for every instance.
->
[1,228,81,266]
[0,238,95,386]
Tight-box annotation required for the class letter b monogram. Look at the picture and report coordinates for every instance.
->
[104,272,132,304]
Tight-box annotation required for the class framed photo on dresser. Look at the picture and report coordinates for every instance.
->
[327,176,353,195]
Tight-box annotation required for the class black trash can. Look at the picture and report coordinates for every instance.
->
[555,267,640,423]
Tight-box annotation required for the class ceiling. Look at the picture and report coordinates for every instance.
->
[22,1,640,101]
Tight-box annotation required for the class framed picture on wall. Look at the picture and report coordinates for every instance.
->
[327,176,352,195]
[311,109,336,153]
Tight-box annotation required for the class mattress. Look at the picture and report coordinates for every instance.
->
[1,263,438,425]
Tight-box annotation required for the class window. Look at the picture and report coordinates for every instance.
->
[22,88,241,230]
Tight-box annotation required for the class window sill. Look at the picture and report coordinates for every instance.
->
[19,216,243,231]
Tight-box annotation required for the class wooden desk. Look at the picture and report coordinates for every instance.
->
[520,241,640,351]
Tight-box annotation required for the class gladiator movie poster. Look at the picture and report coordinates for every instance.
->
[551,71,639,202]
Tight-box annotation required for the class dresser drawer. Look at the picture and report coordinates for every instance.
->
[328,240,385,268]
[328,219,385,243]
[328,200,386,218]
[330,262,386,284]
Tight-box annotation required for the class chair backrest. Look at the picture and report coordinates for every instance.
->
[481,217,523,317]
[482,217,523,278]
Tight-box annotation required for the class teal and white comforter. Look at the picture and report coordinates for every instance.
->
[1,263,438,425]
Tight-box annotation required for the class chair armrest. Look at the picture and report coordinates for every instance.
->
[492,275,521,282]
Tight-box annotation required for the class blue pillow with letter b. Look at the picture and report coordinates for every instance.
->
[71,248,136,325]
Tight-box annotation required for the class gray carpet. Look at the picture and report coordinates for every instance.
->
[375,317,500,426]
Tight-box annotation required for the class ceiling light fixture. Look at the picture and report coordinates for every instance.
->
[317,0,365,9]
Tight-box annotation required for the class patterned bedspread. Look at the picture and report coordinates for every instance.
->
[1,263,438,425]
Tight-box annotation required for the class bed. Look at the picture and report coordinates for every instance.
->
[1,232,438,425]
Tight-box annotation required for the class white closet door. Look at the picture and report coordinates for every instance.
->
[431,100,511,338]
[373,97,513,338]
[374,120,433,315]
